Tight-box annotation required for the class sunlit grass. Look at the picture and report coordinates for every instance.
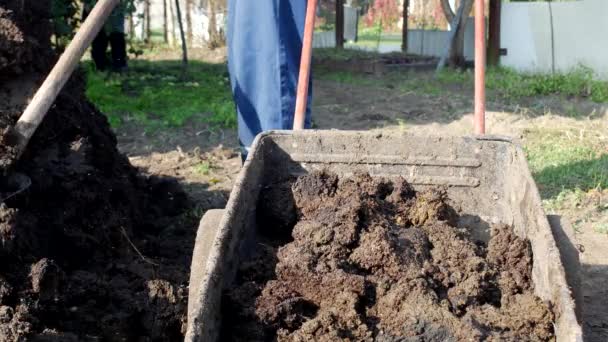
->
[85,59,236,130]
[523,128,608,207]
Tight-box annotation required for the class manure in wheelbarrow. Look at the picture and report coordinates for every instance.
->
[221,170,555,341]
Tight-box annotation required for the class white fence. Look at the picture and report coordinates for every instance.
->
[501,0,608,79]
[313,31,336,49]
[313,19,475,60]
[406,23,474,60]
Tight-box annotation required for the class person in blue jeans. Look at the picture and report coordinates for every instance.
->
[227,0,313,160]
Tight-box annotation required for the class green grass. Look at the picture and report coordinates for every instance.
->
[314,47,392,61]
[437,66,608,103]
[314,57,442,95]
[346,34,402,50]
[356,27,402,43]
[195,161,212,175]
[316,70,378,86]
[356,32,401,45]
[315,48,608,104]
[523,129,608,206]
[85,60,236,130]
[398,78,442,96]
[595,223,608,235]
[315,23,335,32]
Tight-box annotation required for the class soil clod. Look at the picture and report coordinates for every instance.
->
[222,170,555,341]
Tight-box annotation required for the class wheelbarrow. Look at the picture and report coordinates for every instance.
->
[185,130,583,342]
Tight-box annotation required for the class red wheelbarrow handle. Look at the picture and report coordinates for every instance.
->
[293,0,318,130]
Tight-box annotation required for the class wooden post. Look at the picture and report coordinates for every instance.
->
[488,0,501,66]
[401,0,409,52]
[335,0,344,48]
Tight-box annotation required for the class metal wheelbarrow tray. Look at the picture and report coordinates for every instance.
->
[185,130,582,341]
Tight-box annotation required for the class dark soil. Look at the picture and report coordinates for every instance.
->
[0,1,194,340]
[222,171,555,341]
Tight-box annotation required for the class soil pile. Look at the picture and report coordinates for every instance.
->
[0,1,193,340]
[222,171,555,341]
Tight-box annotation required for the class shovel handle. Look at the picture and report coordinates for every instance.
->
[293,0,318,130]
[12,0,120,159]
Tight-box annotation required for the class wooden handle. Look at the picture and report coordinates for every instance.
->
[12,0,120,158]
[293,0,318,130]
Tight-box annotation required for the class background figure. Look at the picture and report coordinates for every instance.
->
[84,0,128,72]
[227,0,313,160]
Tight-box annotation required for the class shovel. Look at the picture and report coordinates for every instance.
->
[1,0,120,199]
[6,0,120,162]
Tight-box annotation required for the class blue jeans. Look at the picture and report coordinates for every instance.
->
[227,0,313,158]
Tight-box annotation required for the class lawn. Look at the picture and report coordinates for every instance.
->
[85,59,236,130]
[437,66,608,104]
[314,49,608,105]
[524,128,608,205]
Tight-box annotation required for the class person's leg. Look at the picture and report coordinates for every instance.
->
[228,0,279,159]
[91,30,109,71]
[109,32,128,71]
[227,0,312,160]
[108,8,128,71]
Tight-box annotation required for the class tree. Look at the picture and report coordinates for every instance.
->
[440,0,474,66]
[175,0,188,66]
[362,0,400,50]
[186,0,193,44]
[488,0,501,66]
[50,0,79,48]
[144,0,151,43]
[206,0,225,49]
[336,0,344,49]
[363,0,401,31]
[408,0,445,29]
[401,0,409,52]
[128,14,135,40]
[168,0,177,46]
[163,0,169,43]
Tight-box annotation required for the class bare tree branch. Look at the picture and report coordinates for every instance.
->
[440,0,455,23]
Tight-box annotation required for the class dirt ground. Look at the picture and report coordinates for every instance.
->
[113,51,607,340]
[221,171,554,341]
[0,2,197,340]
[115,117,239,212]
